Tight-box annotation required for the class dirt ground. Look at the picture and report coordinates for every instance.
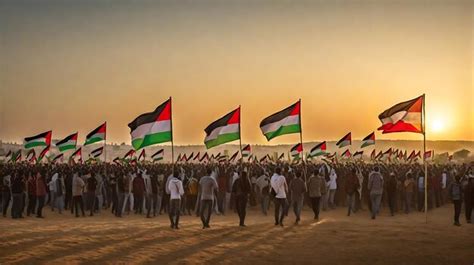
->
[0,205,473,265]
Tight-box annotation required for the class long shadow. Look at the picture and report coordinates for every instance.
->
[10,228,154,264]
[90,225,253,263]
[136,223,275,264]
[203,224,311,264]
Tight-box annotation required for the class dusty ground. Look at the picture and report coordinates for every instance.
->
[0,205,473,265]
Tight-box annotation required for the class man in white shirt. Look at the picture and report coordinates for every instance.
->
[270,167,288,226]
[328,169,338,209]
[256,171,270,215]
[167,170,184,229]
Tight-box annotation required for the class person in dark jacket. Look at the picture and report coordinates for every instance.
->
[133,172,145,214]
[386,173,398,216]
[11,171,25,219]
[345,168,360,217]
[462,168,473,223]
[86,174,97,216]
[232,170,251,227]
[35,171,47,218]
[26,172,37,216]
[448,175,463,226]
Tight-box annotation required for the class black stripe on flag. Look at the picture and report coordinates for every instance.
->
[204,108,237,136]
[259,102,298,127]
[128,99,170,131]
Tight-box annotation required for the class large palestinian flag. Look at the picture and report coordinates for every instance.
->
[290,143,303,158]
[309,141,327,157]
[336,132,351,148]
[85,123,106,146]
[56,132,78,152]
[24,131,52,149]
[260,101,301,141]
[128,98,172,150]
[361,132,375,148]
[204,107,240,149]
[378,95,424,134]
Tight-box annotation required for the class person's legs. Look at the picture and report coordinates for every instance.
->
[279,199,287,225]
[36,195,45,218]
[388,194,395,216]
[295,196,304,222]
[464,199,472,223]
[346,194,354,216]
[169,199,176,227]
[56,195,64,214]
[370,194,377,219]
[2,191,11,217]
[274,198,281,225]
[97,195,103,214]
[329,190,336,209]
[454,200,461,225]
[11,193,20,218]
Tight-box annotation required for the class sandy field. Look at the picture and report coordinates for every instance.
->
[0,206,473,265]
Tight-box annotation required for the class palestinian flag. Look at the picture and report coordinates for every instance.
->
[90,147,104,158]
[353,150,364,158]
[176,154,182,162]
[179,154,187,162]
[52,153,64,164]
[5,150,12,158]
[138,149,146,161]
[56,132,78,152]
[186,152,194,162]
[199,152,209,162]
[375,151,383,160]
[361,132,375,148]
[309,141,327,157]
[151,149,164,161]
[70,148,82,161]
[424,150,433,160]
[193,152,201,161]
[11,150,22,163]
[382,148,392,160]
[260,101,301,141]
[336,132,351,148]
[28,151,37,164]
[123,149,136,159]
[229,151,239,162]
[370,150,376,160]
[341,149,351,158]
[26,149,36,161]
[278,153,285,160]
[242,144,251,157]
[37,145,50,162]
[326,152,336,159]
[259,155,269,163]
[129,98,172,150]
[24,131,52,149]
[204,107,240,149]
[290,143,303,158]
[113,157,122,165]
[378,95,424,134]
[218,156,228,163]
[85,123,106,146]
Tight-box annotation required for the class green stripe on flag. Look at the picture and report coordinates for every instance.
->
[58,144,76,152]
[205,132,240,149]
[25,142,47,149]
[85,136,104,146]
[264,124,301,141]
[132,131,172,150]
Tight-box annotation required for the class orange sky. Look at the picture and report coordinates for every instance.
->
[0,1,473,145]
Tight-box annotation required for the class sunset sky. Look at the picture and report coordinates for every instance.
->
[0,0,472,145]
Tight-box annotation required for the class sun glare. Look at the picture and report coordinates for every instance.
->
[430,118,445,133]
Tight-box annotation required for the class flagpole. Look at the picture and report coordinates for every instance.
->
[423,94,428,224]
[170,97,175,173]
[298,99,307,183]
[238,106,243,170]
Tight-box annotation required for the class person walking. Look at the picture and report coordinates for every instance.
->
[167,170,184,229]
[345,168,360,216]
[72,172,86,217]
[199,168,218,229]
[270,167,288,227]
[368,166,384,220]
[289,173,306,224]
[404,173,415,214]
[308,169,326,220]
[448,175,463,226]
[232,170,251,227]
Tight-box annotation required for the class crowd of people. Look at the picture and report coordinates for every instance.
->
[1,160,473,228]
